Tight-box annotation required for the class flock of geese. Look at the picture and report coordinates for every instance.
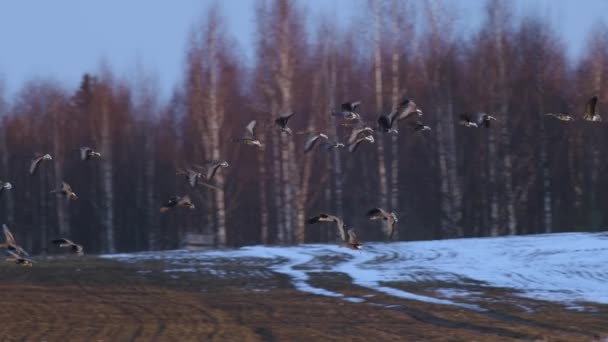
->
[0,95,601,264]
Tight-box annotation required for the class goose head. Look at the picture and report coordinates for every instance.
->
[42,154,53,161]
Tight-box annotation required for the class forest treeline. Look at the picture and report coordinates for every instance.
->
[1,0,607,253]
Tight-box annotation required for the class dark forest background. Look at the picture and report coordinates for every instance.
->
[1,0,607,253]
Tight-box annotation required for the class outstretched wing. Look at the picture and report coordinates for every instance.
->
[395,98,418,121]
[304,134,327,153]
[245,120,257,138]
[29,157,41,175]
[367,207,388,220]
[347,229,358,244]
[62,182,73,193]
[586,96,598,116]
[3,224,16,246]
[275,112,294,128]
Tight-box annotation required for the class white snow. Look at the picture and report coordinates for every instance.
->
[103,232,608,309]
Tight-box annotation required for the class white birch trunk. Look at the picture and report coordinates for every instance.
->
[100,93,116,253]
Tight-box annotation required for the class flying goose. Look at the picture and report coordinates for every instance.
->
[367,208,399,240]
[460,114,478,128]
[201,160,229,182]
[275,112,295,135]
[582,96,601,122]
[1,224,29,257]
[235,120,263,148]
[408,121,431,132]
[52,238,84,256]
[545,113,575,121]
[395,98,423,121]
[160,195,195,213]
[478,113,497,128]
[5,250,33,267]
[79,147,102,161]
[304,133,328,153]
[29,153,52,175]
[344,229,363,250]
[333,101,362,120]
[308,213,347,242]
[377,113,399,134]
[51,181,78,200]
[348,135,374,153]
[347,124,374,145]
[0,180,12,194]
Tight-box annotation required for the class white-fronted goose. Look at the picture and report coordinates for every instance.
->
[79,147,102,161]
[235,120,263,148]
[202,160,229,182]
[395,98,423,121]
[5,250,33,267]
[347,125,374,145]
[304,133,329,153]
[0,180,12,194]
[348,135,374,153]
[333,101,362,120]
[51,182,78,200]
[477,113,497,128]
[275,112,295,135]
[367,208,399,240]
[345,228,363,250]
[583,96,601,122]
[545,113,575,121]
[29,153,52,175]
[460,114,478,128]
[52,238,84,256]
[308,213,347,242]
[160,195,195,213]
[1,224,29,257]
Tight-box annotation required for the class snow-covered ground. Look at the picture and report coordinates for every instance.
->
[103,232,608,310]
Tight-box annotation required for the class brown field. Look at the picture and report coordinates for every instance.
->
[0,256,606,342]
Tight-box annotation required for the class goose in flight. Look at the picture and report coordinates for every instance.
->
[347,124,374,145]
[408,121,431,132]
[304,133,329,153]
[545,96,600,122]
[460,113,479,128]
[333,101,362,120]
[79,147,102,161]
[160,195,195,213]
[51,182,78,200]
[308,213,347,241]
[367,208,399,240]
[1,224,29,257]
[344,229,363,250]
[235,120,263,148]
[545,113,575,121]
[478,113,497,128]
[0,180,12,194]
[275,112,295,135]
[348,135,374,153]
[377,112,400,134]
[29,153,52,175]
[52,238,84,256]
[582,96,601,122]
[5,250,33,267]
[201,160,229,182]
[394,98,423,121]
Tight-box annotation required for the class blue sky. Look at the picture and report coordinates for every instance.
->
[0,0,607,100]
